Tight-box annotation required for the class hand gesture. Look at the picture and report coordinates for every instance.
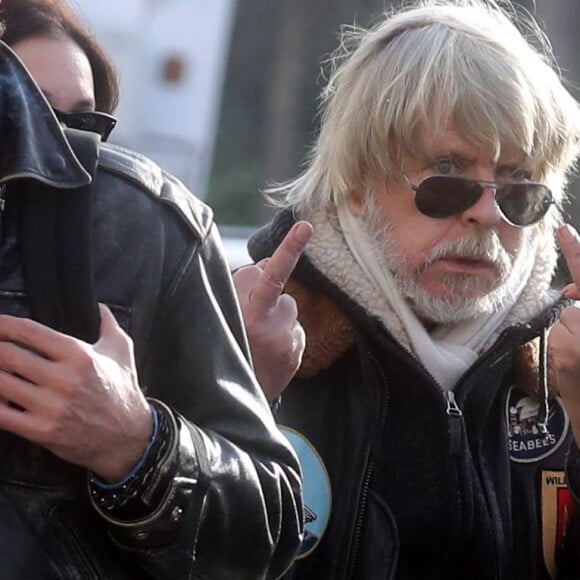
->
[0,304,152,482]
[234,221,313,401]
[549,225,580,438]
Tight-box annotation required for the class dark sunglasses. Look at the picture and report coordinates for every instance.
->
[404,174,554,227]
[53,108,117,142]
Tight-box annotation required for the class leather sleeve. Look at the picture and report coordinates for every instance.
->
[92,215,303,579]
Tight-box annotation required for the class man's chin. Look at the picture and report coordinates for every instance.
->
[420,273,500,298]
[405,287,502,324]
[425,286,490,301]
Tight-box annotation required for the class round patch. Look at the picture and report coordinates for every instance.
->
[506,386,569,463]
[280,426,332,558]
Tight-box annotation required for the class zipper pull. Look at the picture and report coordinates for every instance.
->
[446,391,463,456]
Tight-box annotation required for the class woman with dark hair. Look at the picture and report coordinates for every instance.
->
[0,0,118,137]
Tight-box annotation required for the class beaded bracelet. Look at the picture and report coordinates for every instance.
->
[88,399,175,520]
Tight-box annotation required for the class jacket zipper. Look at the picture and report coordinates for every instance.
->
[452,354,512,580]
[346,448,373,579]
[400,353,507,578]
[345,351,392,579]
[445,391,503,578]
[446,391,463,456]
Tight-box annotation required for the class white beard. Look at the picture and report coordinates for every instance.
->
[361,201,538,324]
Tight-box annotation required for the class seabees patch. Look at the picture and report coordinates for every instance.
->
[280,426,331,559]
[506,386,568,463]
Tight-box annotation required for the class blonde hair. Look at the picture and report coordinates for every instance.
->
[268,0,580,218]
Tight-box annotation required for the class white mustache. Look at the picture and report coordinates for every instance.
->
[423,233,512,275]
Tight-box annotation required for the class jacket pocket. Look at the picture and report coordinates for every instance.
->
[351,489,399,580]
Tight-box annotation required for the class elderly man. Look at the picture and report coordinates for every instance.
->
[237,1,580,578]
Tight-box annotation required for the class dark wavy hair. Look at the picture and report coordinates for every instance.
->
[0,0,119,113]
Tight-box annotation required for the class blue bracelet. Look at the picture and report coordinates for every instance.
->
[89,405,160,490]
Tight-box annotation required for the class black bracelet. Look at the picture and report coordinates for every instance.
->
[88,399,175,520]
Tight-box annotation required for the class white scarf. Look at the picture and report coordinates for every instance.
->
[335,205,532,390]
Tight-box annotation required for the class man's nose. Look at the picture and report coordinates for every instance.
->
[460,185,502,228]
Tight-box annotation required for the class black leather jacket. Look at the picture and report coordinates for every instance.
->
[250,211,580,580]
[0,43,302,579]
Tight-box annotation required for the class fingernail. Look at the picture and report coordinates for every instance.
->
[295,221,313,243]
[557,224,576,243]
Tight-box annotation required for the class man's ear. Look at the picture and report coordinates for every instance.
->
[347,190,365,217]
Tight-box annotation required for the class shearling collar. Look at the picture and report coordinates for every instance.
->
[303,207,560,349]
[249,209,564,397]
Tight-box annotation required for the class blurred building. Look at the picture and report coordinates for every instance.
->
[72,0,237,198]
[534,0,580,226]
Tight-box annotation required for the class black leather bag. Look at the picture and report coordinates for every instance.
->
[20,127,101,342]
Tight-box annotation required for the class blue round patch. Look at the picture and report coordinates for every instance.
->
[280,426,332,558]
[506,386,569,463]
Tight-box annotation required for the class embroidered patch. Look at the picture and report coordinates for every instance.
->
[541,470,575,578]
[506,386,568,463]
[280,426,332,559]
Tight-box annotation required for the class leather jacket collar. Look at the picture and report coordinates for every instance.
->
[0,40,91,188]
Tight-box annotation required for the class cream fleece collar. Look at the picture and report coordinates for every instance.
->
[301,206,560,366]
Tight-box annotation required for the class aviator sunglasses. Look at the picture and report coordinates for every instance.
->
[403,174,555,227]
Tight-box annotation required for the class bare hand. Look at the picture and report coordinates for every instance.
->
[550,225,580,439]
[234,221,313,401]
[0,304,152,482]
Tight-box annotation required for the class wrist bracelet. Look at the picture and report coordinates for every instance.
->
[90,405,160,491]
[88,400,175,520]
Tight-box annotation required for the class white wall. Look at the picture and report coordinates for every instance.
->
[71,0,237,198]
